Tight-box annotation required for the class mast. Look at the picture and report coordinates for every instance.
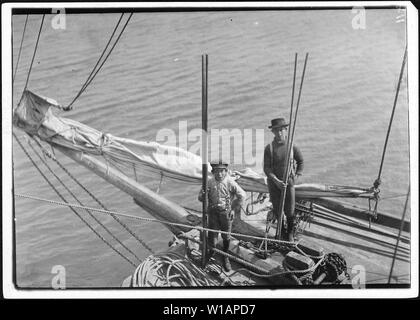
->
[276,53,309,240]
[275,53,297,239]
[201,54,209,267]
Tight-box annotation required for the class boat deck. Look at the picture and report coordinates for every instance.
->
[241,199,410,285]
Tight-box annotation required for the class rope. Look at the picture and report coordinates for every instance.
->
[13,133,137,267]
[15,193,298,247]
[13,14,29,86]
[65,13,124,109]
[25,136,143,263]
[31,137,154,254]
[65,13,133,110]
[376,46,407,183]
[23,14,45,91]
[132,251,218,287]
[388,185,410,283]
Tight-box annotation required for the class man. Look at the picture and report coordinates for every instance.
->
[198,160,246,272]
[263,118,304,241]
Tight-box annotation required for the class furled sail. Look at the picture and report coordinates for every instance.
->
[13,90,375,199]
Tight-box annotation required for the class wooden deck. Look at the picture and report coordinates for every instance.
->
[241,199,410,285]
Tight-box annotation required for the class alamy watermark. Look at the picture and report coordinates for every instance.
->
[351,264,366,289]
[351,7,366,30]
[51,265,66,289]
[156,121,265,166]
[51,8,66,30]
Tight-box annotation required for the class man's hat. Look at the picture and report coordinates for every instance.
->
[268,118,289,129]
[210,159,229,169]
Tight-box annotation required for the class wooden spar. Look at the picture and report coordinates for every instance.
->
[201,54,209,267]
[275,53,297,240]
[312,197,410,232]
[52,145,265,239]
[276,53,309,240]
[53,145,198,233]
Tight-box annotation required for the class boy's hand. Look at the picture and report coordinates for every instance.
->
[228,210,235,221]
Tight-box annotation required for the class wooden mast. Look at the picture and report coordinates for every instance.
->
[276,53,309,240]
[201,54,209,267]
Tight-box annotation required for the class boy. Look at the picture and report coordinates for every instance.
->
[198,160,246,272]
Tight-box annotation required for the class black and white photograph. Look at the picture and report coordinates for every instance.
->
[2,2,418,299]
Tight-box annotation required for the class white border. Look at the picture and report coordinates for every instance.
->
[2,1,418,299]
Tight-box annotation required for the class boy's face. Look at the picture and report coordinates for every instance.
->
[213,168,227,181]
[271,126,288,142]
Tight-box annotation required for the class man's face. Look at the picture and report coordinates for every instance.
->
[271,126,288,142]
[213,168,227,181]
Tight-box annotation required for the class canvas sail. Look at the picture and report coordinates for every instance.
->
[13,90,375,199]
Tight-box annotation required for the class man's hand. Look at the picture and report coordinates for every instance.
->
[269,173,286,190]
[274,178,286,190]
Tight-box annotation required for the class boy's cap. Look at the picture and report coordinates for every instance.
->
[210,159,228,169]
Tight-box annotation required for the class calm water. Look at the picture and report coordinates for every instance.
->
[11,10,409,287]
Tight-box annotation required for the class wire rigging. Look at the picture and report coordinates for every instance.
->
[13,132,137,268]
[13,14,29,86]
[31,137,155,254]
[65,13,134,110]
[375,46,408,186]
[15,192,300,247]
[23,14,45,92]
[24,137,142,264]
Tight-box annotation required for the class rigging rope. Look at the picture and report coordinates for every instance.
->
[65,13,133,110]
[31,137,155,254]
[371,46,408,220]
[13,14,29,86]
[13,132,137,267]
[388,185,410,284]
[23,14,45,92]
[375,46,408,187]
[15,193,299,246]
[24,136,143,263]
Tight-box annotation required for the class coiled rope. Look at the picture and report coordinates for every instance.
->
[131,251,218,287]
[65,13,134,110]
[14,133,137,267]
